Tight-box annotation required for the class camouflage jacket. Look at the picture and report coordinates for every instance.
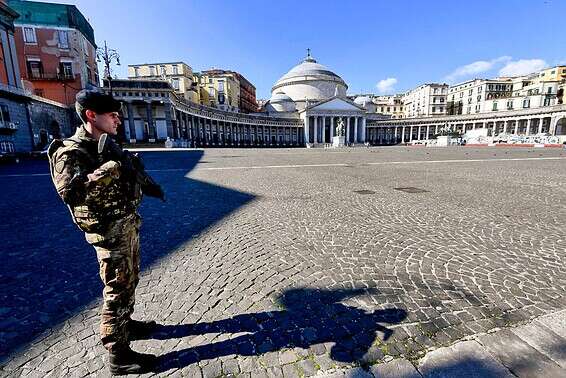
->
[48,125,142,233]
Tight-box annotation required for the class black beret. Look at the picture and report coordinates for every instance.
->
[75,89,122,114]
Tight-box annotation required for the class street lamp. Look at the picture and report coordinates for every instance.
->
[96,40,120,95]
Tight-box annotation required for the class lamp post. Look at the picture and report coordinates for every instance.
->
[96,40,120,95]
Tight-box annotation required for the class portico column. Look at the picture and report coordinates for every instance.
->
[313,116,318,143]
[409,126,413,142]
[417,126,422,140]
[434,124,439,135]
[145,101,154,141]
[401,126,405,142]
[354,117,359,143]
[330,117,334,140]
[361,118,366,142]
[514,119,519,135]
[538,118,544,134]
[526,119,531,136]
[322,116,326,144]
[125,102,136,142]
[304,116,309,145]
[346,117,351,143]
[426,125,430,140]
[503,121,508,134]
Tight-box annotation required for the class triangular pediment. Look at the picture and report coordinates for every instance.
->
[306,96,365,111]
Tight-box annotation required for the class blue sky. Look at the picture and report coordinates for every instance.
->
[42,0,565,99]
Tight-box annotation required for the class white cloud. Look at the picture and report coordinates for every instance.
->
[376,77,397,94]
[499,59,547,77]
[445,56,511,82]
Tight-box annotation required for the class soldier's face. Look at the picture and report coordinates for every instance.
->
[92,112,121,135]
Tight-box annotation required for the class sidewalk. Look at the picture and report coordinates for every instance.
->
[321,309,566,377]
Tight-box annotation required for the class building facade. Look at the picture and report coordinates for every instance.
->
[197,69,240,111]
[402,83,448,118]
[447,79,513,115]
[8,0,98,105]
[127,62,199,103]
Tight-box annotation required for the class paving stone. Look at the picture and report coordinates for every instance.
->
[418,340,513,378]
[3,148,566,376]
[511,321,566,369]
[537,309,566,338]
[478,329,565,377]
[370,358,421,378]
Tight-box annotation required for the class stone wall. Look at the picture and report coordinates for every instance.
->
[0,96,32,153]
[27,97,77,150]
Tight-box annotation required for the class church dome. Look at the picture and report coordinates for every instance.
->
[271,51,348,104]
[267,92,296,112]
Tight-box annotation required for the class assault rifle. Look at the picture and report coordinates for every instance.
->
[97,133,165,201]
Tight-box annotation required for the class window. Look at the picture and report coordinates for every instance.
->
[133,67,139,77]
[59,61,73,78]
[468,89,473,95]
[492,102,498,111]
[160,65,166,76]
[507,100,513,109]
[58,30,69,49]
[468,97,472,104]
[0,104,10,125]
[171,78,179,90]
[208,87,214,97]
[547,87,552,94]
[208,78,213,84]
[26,59,43,79]
[543,98,551,106]
[434,88,438,94]
[523,99,530,108]
[149,66,156,76]
[172,65,178,75]
[432,106,436,112]
[387,107,390,112]
[24,27,37,43]
[86,65,92,83]
[218,81,224,92]
[467,106,471,114]
[551,70,555,75]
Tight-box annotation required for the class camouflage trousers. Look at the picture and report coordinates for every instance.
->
[85,213,141,351]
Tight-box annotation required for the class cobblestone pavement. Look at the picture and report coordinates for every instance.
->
[1,146,566,377]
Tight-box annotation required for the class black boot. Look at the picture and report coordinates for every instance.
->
[127,319,158,340]
[108,345,157,375]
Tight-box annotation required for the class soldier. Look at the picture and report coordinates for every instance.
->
[48,89,162,375]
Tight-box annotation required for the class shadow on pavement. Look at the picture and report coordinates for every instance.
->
[0,151,255,362]
[150,287,407,372]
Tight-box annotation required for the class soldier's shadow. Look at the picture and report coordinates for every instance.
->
[148,287,407,372]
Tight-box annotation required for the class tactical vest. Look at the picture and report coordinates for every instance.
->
[48,131,142,233]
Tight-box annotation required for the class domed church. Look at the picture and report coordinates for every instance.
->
[264,50,368,145]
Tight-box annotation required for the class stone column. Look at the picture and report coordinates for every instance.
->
[322,116,326,144]
[330,117,334,140]
[417,126,422,140]
[401,126,405,143]
[313,116,318,144]
[426,125,430,140]
[503,120,508,134]
[513,119,519,135]
[361,118,366,142]
[126,102,136,142]
[409,126,414,142]
[346,117,351,143]
[538,118,544,134]
[145,102,154,141]
[435,125,439,135]
[304,116,309,145]
[354,117,359,143]
[526,119,531,136]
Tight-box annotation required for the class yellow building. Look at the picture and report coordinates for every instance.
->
[195,69,240,112]
[127,62,199,103]
[537,65,566,82]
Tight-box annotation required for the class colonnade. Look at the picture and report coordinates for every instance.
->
[304,115,366,144]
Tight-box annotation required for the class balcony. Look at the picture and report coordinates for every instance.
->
[28,72,76,81]
[0,121,18,134]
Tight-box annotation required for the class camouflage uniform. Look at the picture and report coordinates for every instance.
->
[48,125,143,351]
